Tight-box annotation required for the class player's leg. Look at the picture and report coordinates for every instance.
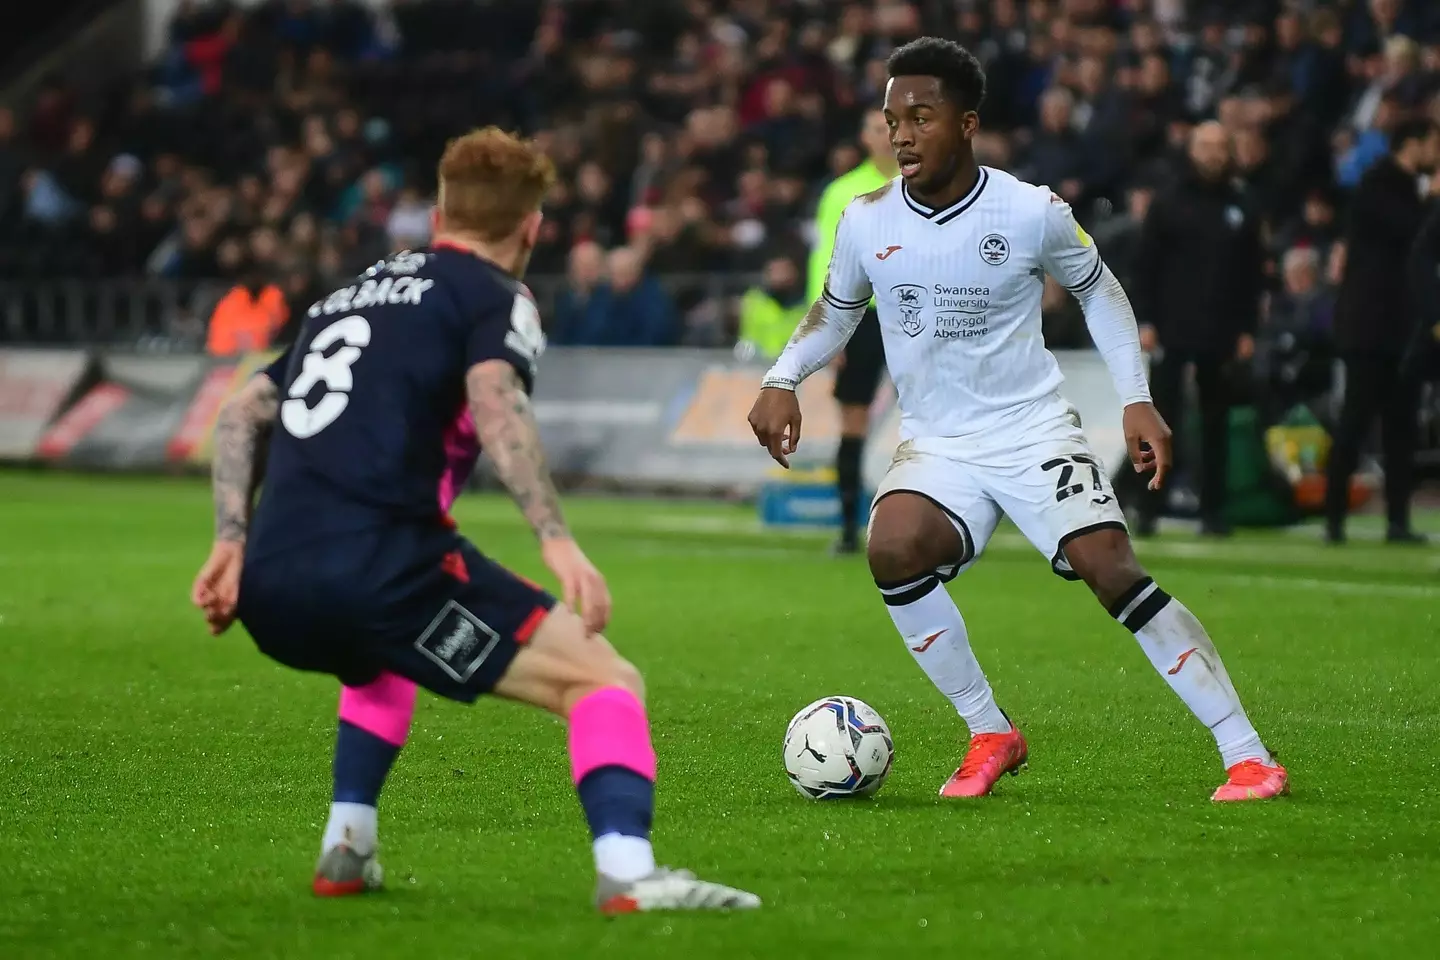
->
[490,605,760,912]
[867,446,1024,798]
[994,421,1286,802]
[235,547,418,895]
[831,309,885,554]
[378,543,757,912]
[1061,527,1287,800]
[314,671,417,896]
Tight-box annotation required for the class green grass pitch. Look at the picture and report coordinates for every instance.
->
[1,471,1438,958]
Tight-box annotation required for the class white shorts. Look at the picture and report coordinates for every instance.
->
[870,400,1127,580]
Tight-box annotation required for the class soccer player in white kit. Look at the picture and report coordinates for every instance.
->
[748,38,1289,803]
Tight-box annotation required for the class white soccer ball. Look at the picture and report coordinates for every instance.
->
[783,696,895,800]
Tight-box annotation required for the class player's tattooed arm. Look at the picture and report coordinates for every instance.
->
[211,374,280,543]
[466,360,570,541]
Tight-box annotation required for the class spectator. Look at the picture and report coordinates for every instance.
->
[569,247,677,347]
[1089,183,1153,294]
[205,261,289,356]
[1259,246,1336,419]
[386,186,431,250]
[1130,122,1266,537]
[1326,120,1440,544]
[1019,87,1087,204]
[1275,188,1341,262]
[21,169,77,226]
[550,240,606,345]
[737,254,806,361]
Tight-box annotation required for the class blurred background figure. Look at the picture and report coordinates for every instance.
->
[806,108,896,555]
[1326,121,1440,544]
[1129,122,1264,537]
[205,259,287,357]
[1256,246,1336,423]
[0,0,1437,534]
[738,253,807,361]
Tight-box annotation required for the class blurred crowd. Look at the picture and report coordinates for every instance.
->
[3,0,1440,352]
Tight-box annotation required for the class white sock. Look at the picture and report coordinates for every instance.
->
[877,573,1011,735]
[321,802,378,857]
[1113,578,1271,769]
[593,833,656,883]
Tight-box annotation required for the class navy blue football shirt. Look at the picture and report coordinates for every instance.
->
[247,246,544,557]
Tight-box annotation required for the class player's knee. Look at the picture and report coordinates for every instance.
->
[866,527,931,583]
[608,654,645,702]
[559,646,644,713]
[1065,531,1148,610]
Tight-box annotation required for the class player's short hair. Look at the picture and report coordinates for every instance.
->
[886,38,987,113]
[1391,119,1439,153]
[437,126,557,242]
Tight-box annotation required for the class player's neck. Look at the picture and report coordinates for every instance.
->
[432,233,524,276]
[908,159,980,211]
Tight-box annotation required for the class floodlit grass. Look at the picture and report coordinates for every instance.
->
[1,472,1437,958]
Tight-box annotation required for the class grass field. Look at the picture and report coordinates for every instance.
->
[2,471,1438,959]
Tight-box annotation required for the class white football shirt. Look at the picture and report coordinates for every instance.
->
[821,166,1111,441]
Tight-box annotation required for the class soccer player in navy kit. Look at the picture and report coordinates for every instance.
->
[190,128,759,913]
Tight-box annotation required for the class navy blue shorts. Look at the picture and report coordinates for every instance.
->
[237,525,556,701]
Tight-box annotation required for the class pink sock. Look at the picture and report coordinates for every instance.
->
[338,672,417,747]
[568,686,656,784]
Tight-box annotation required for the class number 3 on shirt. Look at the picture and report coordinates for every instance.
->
[280,315,371,438]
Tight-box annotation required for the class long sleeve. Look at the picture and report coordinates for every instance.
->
[764,204,871,390]
[1039,194,1152,406]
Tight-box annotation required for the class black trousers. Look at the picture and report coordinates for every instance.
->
[1143,350,1231,521]
[1324,352,1419,530]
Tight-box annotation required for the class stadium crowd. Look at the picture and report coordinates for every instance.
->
[1,0,1440,356]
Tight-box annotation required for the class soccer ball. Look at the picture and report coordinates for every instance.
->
[783,696,894,800]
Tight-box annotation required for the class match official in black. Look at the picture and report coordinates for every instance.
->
[1129,121,1264,537]
[1326,121,1440,544]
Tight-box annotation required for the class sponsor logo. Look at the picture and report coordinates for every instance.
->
[875,245,903,261]
[414,600,502,684]
[1167,647,1200,675]
[934,312,989,340]
[979,233,1009,265]
[798,735,828,763]
[932,284,990,310]
[910,629,946,653]
[890,284,927,337]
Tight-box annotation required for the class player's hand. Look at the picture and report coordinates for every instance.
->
[191,540,245,636]
[541,538,611,634]
[747,386,802,468]
[1123,402,1173,491]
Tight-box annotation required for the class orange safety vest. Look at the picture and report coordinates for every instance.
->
[206,284,289,356]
